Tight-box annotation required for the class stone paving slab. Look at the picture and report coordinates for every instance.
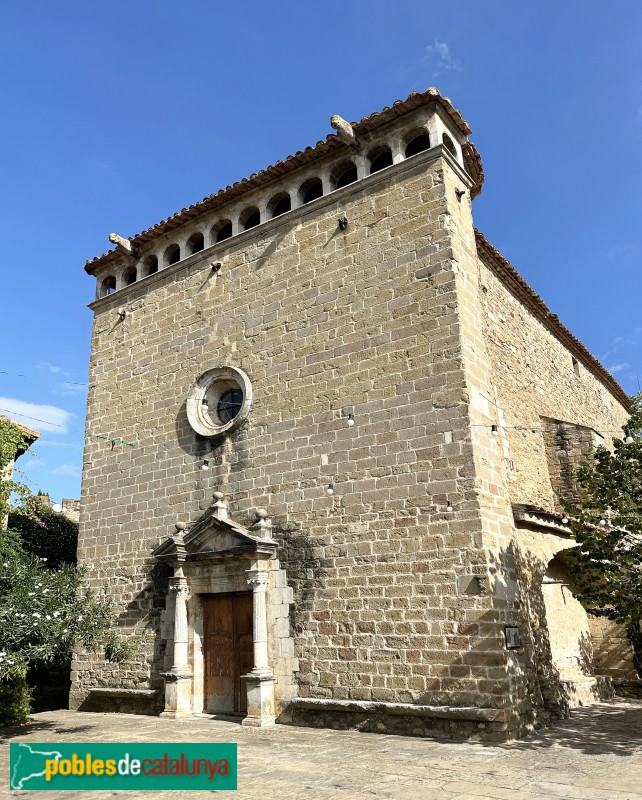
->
[2,699,642,799]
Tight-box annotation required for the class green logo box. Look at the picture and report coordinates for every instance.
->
[10,742,237,791]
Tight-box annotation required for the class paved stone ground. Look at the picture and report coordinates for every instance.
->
[2,699,642,799]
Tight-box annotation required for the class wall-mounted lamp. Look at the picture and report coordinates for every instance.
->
[625,431,634,444]
[446,499,453,512]
[326,483,334,496]
[562,514,569,524]
[600,517,607,525]
[338,214,348,231]
[117,309,126,321]
[202,397,209,409]
[201,459,210,471]
[491,424,499,435]
[346,413,355,427]
[211,261,222,274]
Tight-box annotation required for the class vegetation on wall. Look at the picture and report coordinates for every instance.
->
[0,418,135,726]
[566,393,642,627]
[0,417,33,523]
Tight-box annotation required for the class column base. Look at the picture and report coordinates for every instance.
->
[160,671,193,718]
[241,672,276,728]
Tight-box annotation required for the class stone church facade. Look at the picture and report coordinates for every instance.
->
[72,88,636,740]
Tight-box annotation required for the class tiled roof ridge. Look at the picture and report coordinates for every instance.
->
[85,87,481,273]
[475,230,631,412]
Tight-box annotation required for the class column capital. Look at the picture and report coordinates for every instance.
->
[246,569,269,590]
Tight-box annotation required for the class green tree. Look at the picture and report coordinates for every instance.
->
[565,393,642,627]
[0,418,135,725]
[0,530,112,681]
[9,500,78,567]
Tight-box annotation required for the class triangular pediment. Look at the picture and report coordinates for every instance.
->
[153,507,276,563]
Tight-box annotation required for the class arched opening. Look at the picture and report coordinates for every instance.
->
[368,146,393,174]
[542,554,594,680]
[122,266,137,286]
[187,232,205,255]
[442,133,457,159]
[268,192,291,218]
[299,177,323,205]
[332,161,358,190]
[404,131,431,158]
[212,220,233,243]
[100,276,116,297]
[164,244,181,267]
[240,207,261,231]
[144,255,158,276]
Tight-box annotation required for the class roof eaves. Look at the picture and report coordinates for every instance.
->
[475,230,631,413]
[85,88,481,274]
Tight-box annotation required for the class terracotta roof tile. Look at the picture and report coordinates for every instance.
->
[85,88,482,274]
[475,230,631,411]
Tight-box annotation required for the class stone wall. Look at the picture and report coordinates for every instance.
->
[589,617,638,681]
[74,101,633,738]
[74,141,526,735]
[478,260,628,510]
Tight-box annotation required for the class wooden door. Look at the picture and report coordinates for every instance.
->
[203,593,253,714]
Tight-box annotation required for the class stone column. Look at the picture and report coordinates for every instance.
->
[355,153,369,181]
[391,137,405,165]
[241,567,276,727]
[160,563,193,718]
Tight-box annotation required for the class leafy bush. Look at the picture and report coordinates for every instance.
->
[0,530,112,686]
[9,502,78,567]
[0,670,31,726]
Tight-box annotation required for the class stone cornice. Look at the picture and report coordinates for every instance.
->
[88,143,469,310]
[512,503,573,535]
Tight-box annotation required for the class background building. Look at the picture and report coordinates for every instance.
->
[72,88,636,740]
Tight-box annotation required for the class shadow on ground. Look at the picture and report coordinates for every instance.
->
[0,720,95,743]
[504,698,642,757]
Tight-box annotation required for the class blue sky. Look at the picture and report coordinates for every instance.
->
[1,1,641,503]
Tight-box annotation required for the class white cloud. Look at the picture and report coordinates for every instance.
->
[0,397,71,433]
[36,439,82,450]
[54,383,88,398]
[52,463,81,477]
[37,362,63,375]
[608,363,630,374]
[423,39,462,73]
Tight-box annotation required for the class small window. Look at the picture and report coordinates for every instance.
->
[299,178,323,205]
[442,133,457,159]
[187,232,205,254]
[368,146,393,174]
[144,255,158,276]
[123,266,137,286]
[332,162,357,190]
[269,192,291,218]
[212,220,233,243]
[217,388,244,424]
[165,244,181,266]
[572,357,580,377]
[405,132,431,158]
[186,366,253,437]
[241,207,261,231]
[101,276,116,297]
